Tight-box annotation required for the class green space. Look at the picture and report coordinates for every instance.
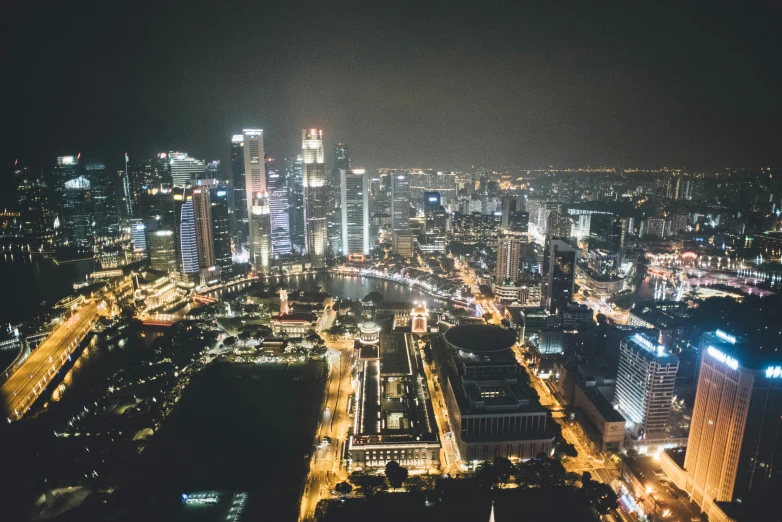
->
[131,361,327,521]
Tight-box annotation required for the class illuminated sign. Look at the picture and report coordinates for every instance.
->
[708,346,738,370]
[766,366,782,378]
[135,223,145,231]
[715,330,737,344]
[632,333,665,353]
[216,190,226,197]
[429,197,438,202]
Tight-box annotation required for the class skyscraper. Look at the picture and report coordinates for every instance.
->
[84,158,113,237]
[180,198,199,276]
[231,134,248,246]
[328,143,350,258]
[542,238,577,313]
[391,171,413,259]
[289,156,305,254]
[266,167,291,257]
[147,227,177,273]
[675,330,782,519]
[209,186,233,277]
[238,129,272,270]
[191,188,215,272]
[168,152,206,187]
[340,169,370,256]
[546,209,572,239]
[302,129,327,264]
[496,235,522,282]
[14,164,54,244]
[613,333,679,439]
[588,213,623,253]
[131,218,147,252]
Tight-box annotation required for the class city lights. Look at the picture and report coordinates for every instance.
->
[708,346,739,370]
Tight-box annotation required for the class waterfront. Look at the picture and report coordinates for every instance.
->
[0,254,93,325]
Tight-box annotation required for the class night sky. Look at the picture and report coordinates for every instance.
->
[3,1,781,173]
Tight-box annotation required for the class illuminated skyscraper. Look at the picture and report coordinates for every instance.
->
[13,164,54,244]
[495,235,522,282]
[613,333,679,439]
[180,198,199,276]
[209,186,233,276]
[147,227,177,273]
[391,171,413,259]
[302,129,326,264]
[673,330,782,520]
[237,129,272,270]
[192,188,215,271]
[542,238,577,313]
[266,167,291,257]
[231,134,248,245]
[289,156,305,253]
[340,169,370,255]
[168,152,206,187]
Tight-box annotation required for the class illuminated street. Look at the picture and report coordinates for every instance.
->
[1,301,98,421]
[299,344,354,521]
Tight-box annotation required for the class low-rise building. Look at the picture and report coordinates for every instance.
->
[572,384,625,453]
[270,313,314,336]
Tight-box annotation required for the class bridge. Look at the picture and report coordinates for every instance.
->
[2,302,98,422]
[142,313,179,326]
[197,276,259,300]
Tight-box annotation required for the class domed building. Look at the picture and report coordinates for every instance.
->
[358,320,380,344]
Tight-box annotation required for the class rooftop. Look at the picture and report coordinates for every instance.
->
[444,324,516,353]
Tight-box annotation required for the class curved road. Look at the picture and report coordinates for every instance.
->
[2,302,98,422]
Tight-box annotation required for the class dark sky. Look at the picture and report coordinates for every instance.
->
[3,0,782,174]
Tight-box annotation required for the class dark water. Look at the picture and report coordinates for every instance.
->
[0,254,93,324]
[269,271,437,306]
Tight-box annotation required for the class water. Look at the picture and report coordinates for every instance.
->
[269,272,437,306]
[0,253,94,325]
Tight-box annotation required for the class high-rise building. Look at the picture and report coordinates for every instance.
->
[542,238,577,313]
[179,198,199,276]
[588,213,623,253]
[391,171,413,258]
[340,169,370,256]
[409,170,428,211]
[209,186,233,277]
[13,164,54,244]
[84,158,113,237]
[231,134,248,246]
[168,152,206,187]
[501,196,517,231]
[266,167,291,258]
[328,143,350,258]
[191,188,215,271]
[302,129,327,264]
[673,330,782,519]
[496,235,522,282]
[289,156,305,254]
[146,227,177,274]
[509,211,529,234]
[60,166,93,246]
[117,154,133,224]
[613,333,679,439]
[236,129,272,270]
[131,218,147,252]
[546,209,572,239]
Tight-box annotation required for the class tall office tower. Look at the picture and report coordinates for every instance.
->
[153,153,173,187]
[542,237,577,313]
[496,235,522,282]
[14,165,54,244]
[61,168,93,246]
[340,169,370,256]
[613,333,679,439]
[179,198,199,277]
[327,143,350,257]
[131,218,147,252]
[51,154,79,212]
[391,171,413,259]
[546,209,572,239]
[250,195,271,271]
[147,227,177,273]
[429,170,457,208]
[205,160,220,179]
[509,211,529,234]
[500,196,518,230]
[409,170,428,210]
[266,167,291,257]
[588,213,622,253]
[287,156,305,253]
[168,152,206,187]
[334,143,350,170]
[236,129,272,268]
[191,188,215,271]
[84,158,113,236]
[675,330,782,519]
[209,186,233,277]
[231,134,248,245]
[302,129,327,264]
[116,154,133,224]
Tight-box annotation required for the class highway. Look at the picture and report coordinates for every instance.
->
[2,302,98,422]
[299,343,354,521]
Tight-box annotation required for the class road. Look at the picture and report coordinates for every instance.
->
[415,338,463,475]
[2,302,98,422]
[299,344,354,521]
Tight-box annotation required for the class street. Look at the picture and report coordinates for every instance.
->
[299,343,354,521]
[2,302,98,422]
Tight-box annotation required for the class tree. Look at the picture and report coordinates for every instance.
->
[582,479,619,515]
[349,471,387,497]
[363,291,384,304]
[516,456,566,488]
[335,481,353,498]
[493,456,516,483]
[238,331,252,345]
[482,312,493,322]
[501,318,511,329]
[223,336,237,347]
[474,461,500,488]
[564,472,581,486]
[256,325,273,338]
[558,442,578,460]
[306,329,323,345]
[384,460,409,490]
